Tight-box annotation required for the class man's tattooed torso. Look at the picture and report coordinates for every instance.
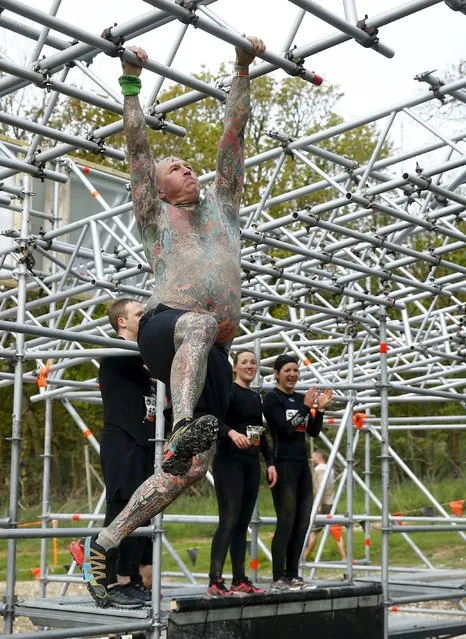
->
[140,191,241,345]
[124,75,250,345]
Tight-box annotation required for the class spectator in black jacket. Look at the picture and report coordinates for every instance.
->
[99,298,155,607]
[263,354,332,592]
[208,349,277,597]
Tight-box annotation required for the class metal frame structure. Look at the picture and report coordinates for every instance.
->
[1,1,466,637]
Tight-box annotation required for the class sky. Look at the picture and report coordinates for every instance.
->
[1,0,465,160]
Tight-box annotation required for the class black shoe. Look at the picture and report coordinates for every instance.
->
[107,584,145,609]
[162,415,219,476]
[125,582,153,606]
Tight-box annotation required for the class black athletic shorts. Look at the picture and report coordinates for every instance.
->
[138,304,232,425]
[100,428,154,501]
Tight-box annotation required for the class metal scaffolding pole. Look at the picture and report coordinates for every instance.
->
[3,174,31,634]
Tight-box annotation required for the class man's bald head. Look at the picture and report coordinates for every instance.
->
[155,157,200,206]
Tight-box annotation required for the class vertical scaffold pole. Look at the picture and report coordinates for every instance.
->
[379,306,390,639]
[150,380,166,638]
[249,335,262,583]
[39,163,61,596]
[39,396,54,598]
[345,324,355,582]
[364,408,372,572]
[4,174,31,634]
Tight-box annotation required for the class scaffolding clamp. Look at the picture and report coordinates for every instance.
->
[444,0,466,16]
[176,0,200,27]
[426,250,442,267]
[285,46,305,72]
[284,47,306,78]
[34,67,53,93]
[303,209,319,227]
[148,103,166,131]
[100,26,126,57]
[356,16,380,49]
[93,137,107,155]
[320,250,332,266]
[414,70,446,103]
[14,241,36,274]
[267,130,294,156]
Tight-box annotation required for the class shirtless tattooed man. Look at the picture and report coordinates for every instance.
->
[70,35,265,607]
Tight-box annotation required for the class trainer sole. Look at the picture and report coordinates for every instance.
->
[163,416,218,476]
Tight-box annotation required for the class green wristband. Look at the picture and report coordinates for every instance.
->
[119,74,142,96]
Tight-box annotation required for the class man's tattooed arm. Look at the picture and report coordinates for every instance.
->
[124,94,161,227]
[214,74,250,212]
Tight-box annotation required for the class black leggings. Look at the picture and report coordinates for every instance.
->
[271,460,313,581]
[209,453,261,582]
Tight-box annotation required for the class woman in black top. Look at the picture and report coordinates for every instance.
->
[263,354,332,592]
[208,349,277,597]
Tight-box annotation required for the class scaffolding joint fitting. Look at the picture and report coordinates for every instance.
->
[284,47,306,77]
[37,164,47,183]
[41,235,53,252]
[285,46,305,71]
[148,109,166,132]
[13,236,37,273]
[94,137,107,155]
[176,0,200,27]
[2,593,18,612]
[267,129,293,145]
[356,16,380,49]
[415,70,446,103]
[335,283,345,297]
[416,175,432,193]
[381,269,392,282]
[303,209,319,227]
[373,234,385,248]
[444,0,466,16]
[35,68,53,93]
[320,250,332,265]
[100,26,126,57]
[346,318,358,339]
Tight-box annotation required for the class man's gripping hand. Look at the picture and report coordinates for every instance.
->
[235,35,266,67]
[121,45,148,76]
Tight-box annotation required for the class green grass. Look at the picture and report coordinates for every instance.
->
[1,476,465,581]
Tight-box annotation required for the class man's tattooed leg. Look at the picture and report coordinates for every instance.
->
[171,313,218,424]
[97,447,215,548]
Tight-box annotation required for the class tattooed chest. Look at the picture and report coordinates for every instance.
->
[142,212,241,335]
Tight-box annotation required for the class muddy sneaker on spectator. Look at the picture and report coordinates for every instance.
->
[207,578,232,598]
[230,577,265,595]
[163,415,219,476]
[271,577,291,593]
[69,536,118,608]
[288,577,316,591]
